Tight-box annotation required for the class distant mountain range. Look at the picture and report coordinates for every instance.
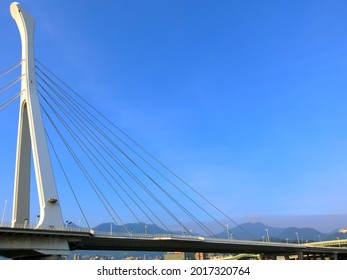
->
[93,222,169,235]
[85,221,345,242]
[214,222,333,242]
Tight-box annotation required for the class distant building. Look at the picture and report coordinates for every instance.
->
[163,252,204,260]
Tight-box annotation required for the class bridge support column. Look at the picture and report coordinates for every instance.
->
[10,2,64,229]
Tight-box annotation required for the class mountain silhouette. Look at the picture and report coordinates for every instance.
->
[93,222,169,235]
[87,221,340,242]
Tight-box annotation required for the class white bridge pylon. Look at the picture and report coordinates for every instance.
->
[10,2,64,228]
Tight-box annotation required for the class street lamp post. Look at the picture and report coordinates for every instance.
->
[336,237,341,247]
[65,220,71,228]
[295,232,300,244]
[265,229,270,242]
[1,200,7,226]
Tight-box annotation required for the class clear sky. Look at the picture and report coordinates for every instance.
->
[1,0,347,232]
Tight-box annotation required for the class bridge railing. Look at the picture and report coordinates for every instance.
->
[0,223,240,242]
[0,223,214,241]
[2,223,344,247]
[91,231,295,246]
[0,222,91,233]
[93,230,206,240]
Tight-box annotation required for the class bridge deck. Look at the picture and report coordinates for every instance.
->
[1,226,347,259]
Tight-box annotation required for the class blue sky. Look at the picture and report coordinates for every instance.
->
[1,0,347,232]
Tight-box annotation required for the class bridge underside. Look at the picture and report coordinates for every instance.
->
[0,227,87,259]
[1,227,347,260]
[0,249,65,260]
[0,236,69,259]
[70,236,347,260]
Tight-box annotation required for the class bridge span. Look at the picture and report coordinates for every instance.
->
[2,3,346,261]
[1,225,347,259]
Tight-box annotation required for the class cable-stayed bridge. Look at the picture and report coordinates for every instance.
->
[1,2,347,259]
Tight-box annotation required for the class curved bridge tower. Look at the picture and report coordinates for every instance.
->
[10,2,64,229]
